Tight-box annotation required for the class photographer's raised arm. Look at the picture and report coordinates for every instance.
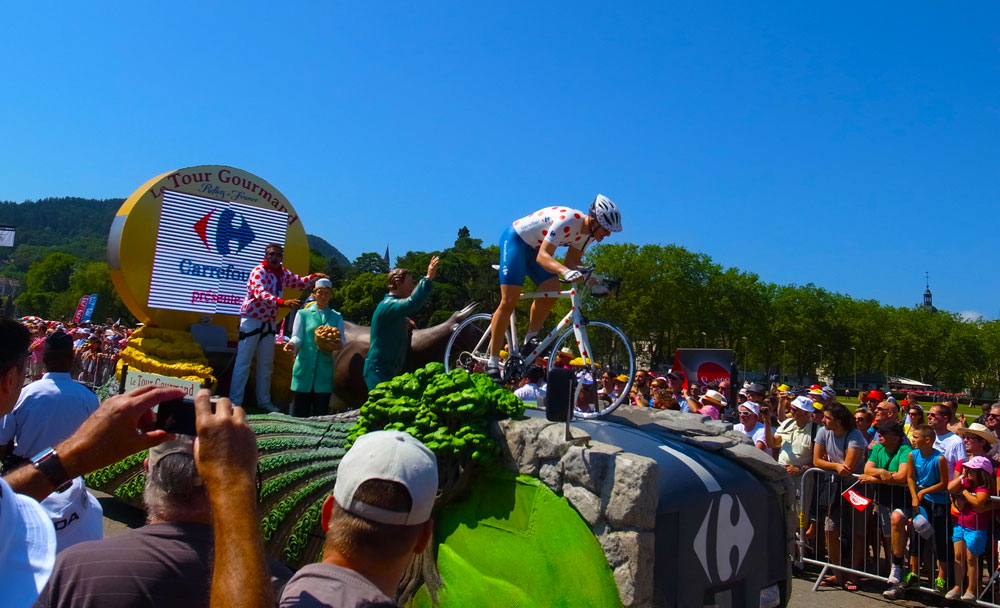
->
[192,390,274,608]
[4,386,184,501]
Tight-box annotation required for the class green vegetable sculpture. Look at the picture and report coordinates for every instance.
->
[348,362,524,465]
[85,363,524,574]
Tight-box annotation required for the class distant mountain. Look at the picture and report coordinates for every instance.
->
[0,197,123,247]
[307,234,351,267]
[0,197,351,266]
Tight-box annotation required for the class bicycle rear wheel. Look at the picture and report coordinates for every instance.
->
[444,313,494,374]
[547,320,635,419]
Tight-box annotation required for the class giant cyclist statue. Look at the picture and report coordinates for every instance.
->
[486,195,623,381]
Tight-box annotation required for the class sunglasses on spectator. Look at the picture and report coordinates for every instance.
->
[988,414,1000,419]
[927,412,942,418]
[266,251,284,258]
[909,411,923,417]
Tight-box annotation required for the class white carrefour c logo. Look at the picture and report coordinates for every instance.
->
[694,494,755,582]
[657,444,755,584]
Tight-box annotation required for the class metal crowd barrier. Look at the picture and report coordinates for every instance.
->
[796,466,1000,606]
[76,353,117,389]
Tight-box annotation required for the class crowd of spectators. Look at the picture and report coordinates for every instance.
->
[21,317,129,387]
[0,315,440,608]
[11,300,1000,607]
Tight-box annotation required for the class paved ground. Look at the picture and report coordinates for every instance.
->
[790,572,950,607]
[95,489,145,537]
[99,490,960,606]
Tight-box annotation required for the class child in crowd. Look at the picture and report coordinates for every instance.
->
[947,456,993,601]
[884,425,951,599]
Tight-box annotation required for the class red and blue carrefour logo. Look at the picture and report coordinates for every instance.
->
[193,208,256,256]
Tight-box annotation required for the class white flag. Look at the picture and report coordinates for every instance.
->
[0,226,14,247]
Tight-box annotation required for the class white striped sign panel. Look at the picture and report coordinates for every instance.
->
[148,189,288,316]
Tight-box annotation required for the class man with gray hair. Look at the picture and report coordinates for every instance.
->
[34,437,214,607]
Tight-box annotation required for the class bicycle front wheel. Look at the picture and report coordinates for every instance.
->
[547,320,635,419]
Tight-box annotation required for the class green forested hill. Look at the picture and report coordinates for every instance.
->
[306,234,351,267]
[0,197,351,275]
[0,197,353,322]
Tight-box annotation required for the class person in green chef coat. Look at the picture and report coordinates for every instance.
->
[283,278,344,417]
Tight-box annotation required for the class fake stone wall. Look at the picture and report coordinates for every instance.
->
[492,417,658,607]
[490,411,796,608]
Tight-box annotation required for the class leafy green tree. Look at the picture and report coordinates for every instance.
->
[309,251,327,274]
[323,258,350,287]
[352,252,389,275]
[68,262,133,323]
[26,252,77,293]
[333,272,387,324]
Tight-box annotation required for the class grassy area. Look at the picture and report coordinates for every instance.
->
[839,396,982,419]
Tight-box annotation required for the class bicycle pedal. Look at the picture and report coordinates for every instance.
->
[519,338,540,358]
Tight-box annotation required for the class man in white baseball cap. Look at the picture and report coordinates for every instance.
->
[279,430,438,607]
[775,396,817,475]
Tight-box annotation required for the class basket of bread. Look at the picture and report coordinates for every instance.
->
[314,325,342,352]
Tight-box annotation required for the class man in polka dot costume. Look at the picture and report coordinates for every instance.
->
[230,243,325,412]
[486,194,623,381]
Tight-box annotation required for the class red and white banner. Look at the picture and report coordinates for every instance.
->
[71,296,89,323]
[672,348,733,389]
[842,483,871,512]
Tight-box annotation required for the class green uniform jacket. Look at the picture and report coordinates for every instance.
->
[363,277,433,390]
[290,305,344,394]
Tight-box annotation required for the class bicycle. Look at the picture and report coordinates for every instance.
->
[444,266,635,419]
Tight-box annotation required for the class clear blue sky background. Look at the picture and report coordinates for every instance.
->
[1,3,997,318]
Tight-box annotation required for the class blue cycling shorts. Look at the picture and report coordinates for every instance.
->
[498,225,557,286]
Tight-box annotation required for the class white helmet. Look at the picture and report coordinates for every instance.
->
[589,194,622,232]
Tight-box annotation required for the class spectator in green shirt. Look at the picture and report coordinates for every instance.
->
[363,257,440,391]
[860,420,911,584]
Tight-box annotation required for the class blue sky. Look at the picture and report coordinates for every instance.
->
[1,3,997,318]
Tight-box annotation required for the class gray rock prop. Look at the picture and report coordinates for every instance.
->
[491,407,795,608]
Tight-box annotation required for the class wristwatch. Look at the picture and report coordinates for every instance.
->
[31,447,72,492]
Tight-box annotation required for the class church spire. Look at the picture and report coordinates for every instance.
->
[922,272,935,311]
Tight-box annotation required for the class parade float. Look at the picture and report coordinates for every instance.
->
[95,166,792,607]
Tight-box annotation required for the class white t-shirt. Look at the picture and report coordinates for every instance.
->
[513,207,591,251]
[933,431,966,480]
[735,421,772,456]
[514,383,546,402]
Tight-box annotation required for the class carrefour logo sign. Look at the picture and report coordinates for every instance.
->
[148,189,288,315]
[194,208,256,256]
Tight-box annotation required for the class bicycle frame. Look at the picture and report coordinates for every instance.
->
[509,286,594,370]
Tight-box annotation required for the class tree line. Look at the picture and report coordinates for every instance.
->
[7,212,997,396]
[319,233,999,397]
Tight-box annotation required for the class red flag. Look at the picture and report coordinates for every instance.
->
[842,486,871,512]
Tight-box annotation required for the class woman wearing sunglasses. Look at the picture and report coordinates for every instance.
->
[904,404,925,445]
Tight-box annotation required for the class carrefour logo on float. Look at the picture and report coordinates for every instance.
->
[176,208,255,283]
[194,208,256,256]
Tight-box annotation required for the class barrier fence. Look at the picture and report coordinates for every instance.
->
[76,353,117,389]
[796,466,1000,606]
